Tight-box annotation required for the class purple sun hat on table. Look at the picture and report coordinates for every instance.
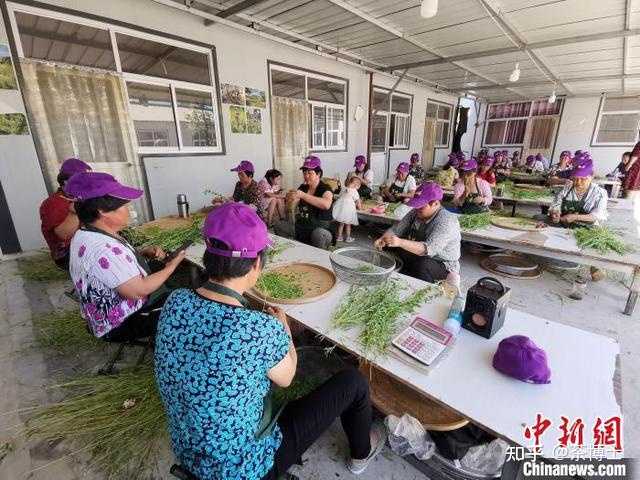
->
[230,160,254,173]
[60,158,92,177]
[460,157,478,171]
[64,172,143,201]
[493,335,551,385]
[203,202,270,258]
[301,155,322,170]
[406,182,443,208]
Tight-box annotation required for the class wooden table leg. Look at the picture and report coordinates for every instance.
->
[511,202,517,217]
[624,267,640,315]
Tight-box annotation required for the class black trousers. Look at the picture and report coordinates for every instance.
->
[398,250,449,283]
[102,292,170,343]
[262,369,372,480]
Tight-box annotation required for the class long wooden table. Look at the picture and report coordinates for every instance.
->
[358,205,640,315]
[184,238,621,459]
[439,186,554,216]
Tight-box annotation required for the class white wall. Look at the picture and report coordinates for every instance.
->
[0,16,48,251]
[28,0,462,217]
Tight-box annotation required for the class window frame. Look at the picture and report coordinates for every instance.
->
[591,95,640,147]
[372,86,413,150]
[268,61,348,153]
[425,99,453,149]
[6,1,225,156]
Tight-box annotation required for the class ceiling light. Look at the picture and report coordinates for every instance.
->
[420,0,438,18]
[548,89,557,104]
[509,63,520,83]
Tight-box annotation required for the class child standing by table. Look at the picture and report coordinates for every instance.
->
[333,176,363,243]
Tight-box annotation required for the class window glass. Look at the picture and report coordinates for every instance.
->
[312,105,326,148]
[437,105,451,120]
[126,82,178,147]
[327,107,344,147]
[391,95,411,114]
[117,32,210,85]
[15,11,116,70]
[485,121,506,145]
[308,77,344,104]
[596,113,639,143]
[372,114,387,151]
[373,90,390,112]
[271,69,305,99]
[426,102,438,118]
[602,97,640,112]
[175,89,217,147]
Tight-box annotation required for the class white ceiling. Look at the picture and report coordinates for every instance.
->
[172,0,640,101]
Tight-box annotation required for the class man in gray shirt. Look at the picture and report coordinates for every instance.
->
[374,182,461,283]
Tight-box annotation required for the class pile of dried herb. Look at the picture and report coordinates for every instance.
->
[256,271,305,299]
[458,212,492,230]
[386,202,401,215]
[24,367,167,480]
[33,309,103,355]
[573,226,631,255]
[497,181,551,200]
[17,253,68,282]
[332,281,442,356]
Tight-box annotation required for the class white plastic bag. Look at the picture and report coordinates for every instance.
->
[460,438,509,475]
[385,414,436,460]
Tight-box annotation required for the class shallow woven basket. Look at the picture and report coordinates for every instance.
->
[329,247,396,286]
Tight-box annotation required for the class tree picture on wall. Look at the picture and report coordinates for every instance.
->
[245,87,266,108]
[246,108,262,134]
[0,45,18,90]
[221,83,245,105]
[229,105,247,133]
[0,113,29,135]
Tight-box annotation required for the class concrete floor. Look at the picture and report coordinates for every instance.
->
[0,227,638,480]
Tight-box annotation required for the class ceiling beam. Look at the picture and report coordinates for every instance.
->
[475,0,572,95]
[469,72,640,91]
[204,0,270,24]
[623,0,633,94]
[324,0,529,97]
[386,27,640,71]
[151,0,458,95]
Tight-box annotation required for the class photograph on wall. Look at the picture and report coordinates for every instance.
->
[0,45,18,90]
[0,113,29,135]
[245,87,266,108]
[229,105,247,133]
[221,83,245,106]
[246,107,262,134]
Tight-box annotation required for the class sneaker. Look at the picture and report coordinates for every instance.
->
[347,423,386,475]
[336,235,344,242]
[345,236,355,243]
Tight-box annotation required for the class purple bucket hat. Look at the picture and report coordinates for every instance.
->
[460,158,478,171]
[300,155,322,170]
[64,172,142,201]
[493,335,551,384]
[396,162,411,174]
[230,160,255,173]
[571,159,594,178]
[60,158,91,177]
[354,155,367,168]
[406,182,443,208]
[410,153,420,163]
[203,202,270,258]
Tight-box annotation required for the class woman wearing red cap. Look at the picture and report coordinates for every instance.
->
[64,172,185,341]
[39,158,92,270]
[155,203,385,480]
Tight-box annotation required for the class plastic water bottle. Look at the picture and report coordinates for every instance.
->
[443,294,465,337]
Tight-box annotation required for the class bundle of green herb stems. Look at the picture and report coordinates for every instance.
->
[121,215,204,251]
[256,271,304,299]
[458,212,492,230]
[332,281,442,356]
[573,226,630,255]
